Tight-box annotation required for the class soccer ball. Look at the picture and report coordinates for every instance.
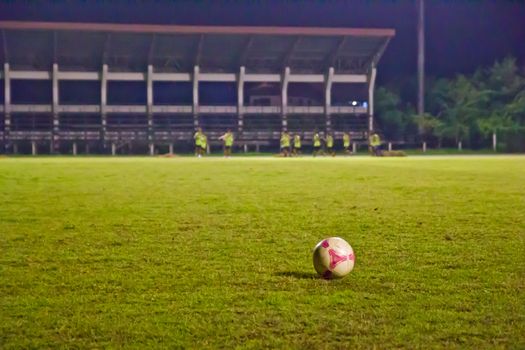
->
[313,237,355,279]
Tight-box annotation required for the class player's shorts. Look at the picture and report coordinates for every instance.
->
[224,146,232,152]
[313,146,321,152]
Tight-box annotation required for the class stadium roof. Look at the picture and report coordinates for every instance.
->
[0,21,394,74]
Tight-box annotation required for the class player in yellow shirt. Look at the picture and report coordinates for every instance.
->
[219,129,234,157]
[280,131,291,157]
[325,133,335,157]
[313,131,322,157]
[343,132,351,155]
[369,132,382,156]
[200,132,208,157]
[194,127,204,157]
[292,134,301,156]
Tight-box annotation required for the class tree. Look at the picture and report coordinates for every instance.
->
[413,113,441,142]
[374,87,413,141]
[376,56,525,151]
[476,57,525,149]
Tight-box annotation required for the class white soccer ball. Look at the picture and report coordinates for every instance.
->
[313,237,355,279]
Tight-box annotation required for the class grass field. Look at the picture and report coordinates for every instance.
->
[1,156,524,349]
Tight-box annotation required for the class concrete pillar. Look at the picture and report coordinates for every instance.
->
[73,142,77,156]
[206,144,210,155]
[147,65,154,113]
[101,64,108,149]
[3,63,10,113]
[352,142,357,154]
[282,115,288,132]
[52,117,60,154]
[147,65,154,144]
[281,67,290,131]
[492,132,497,152]
[368,66,377,134]
[52,63,59,153]
[149,143,154,156]
[325,67,334,133]
[388,142,392,151]
[244,144,248,153]
[32,141,37,156]
[422,141,427,153]
[111,143,116,156]
[169,143,174,155]
[4,63,11,153]
[85,143,90,154]
[13,143,18,154]
[256,143,260,153]
[417,0,425,119]
[238,66,245,133]
[458,141,462,151]
[193,65,199,130]
[3,113,10,154]
[238,117,244,135]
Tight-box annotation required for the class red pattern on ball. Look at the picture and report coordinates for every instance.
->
[329,249,349,269]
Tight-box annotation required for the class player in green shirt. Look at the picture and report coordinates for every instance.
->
[369,132,382,156]
[326,133,335,157]
[292,134,301,156]
[313,131,322,157]
[343,132,351,155]
[194,127,204,157]
[219,129,234,157]
[280,131,291,157]
[200,132,208,157]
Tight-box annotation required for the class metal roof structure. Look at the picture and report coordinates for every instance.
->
[0,21,394,74]
[0,21,395,155]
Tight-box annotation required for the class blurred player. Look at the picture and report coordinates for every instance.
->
[194,127,204,157]
[292,134,301,156]
[280,131,291,157]
[326,133,335,157]
[370,132,382,156]
[313,131,321,157]
[343,132,351,155]
[200,132,208,156]
[219,129,234,157]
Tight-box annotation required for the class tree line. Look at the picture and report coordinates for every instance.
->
[375,57,525,152]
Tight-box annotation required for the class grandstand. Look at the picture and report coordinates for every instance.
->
[0,21,394,154]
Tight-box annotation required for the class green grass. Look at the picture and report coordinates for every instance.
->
[401,148,500,155]
[1,156,524,349]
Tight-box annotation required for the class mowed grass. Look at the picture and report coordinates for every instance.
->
[0,156,524,349]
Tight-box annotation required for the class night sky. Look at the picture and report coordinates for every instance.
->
[1,0,524,84]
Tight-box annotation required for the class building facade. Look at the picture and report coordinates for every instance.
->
[0,21,394,154]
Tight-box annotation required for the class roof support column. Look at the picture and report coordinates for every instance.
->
[417,0,425,119]
[101,64,108,150]
[367,65,377,134]
[52,63,59,154]
[193,65,199,130]
[281,66,290,132]
[237,66,245,134]
[3,63,10,153]
[147,64,154,151]
[325,67,334,133]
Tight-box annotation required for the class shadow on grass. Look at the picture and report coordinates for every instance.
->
[275,271,319,280]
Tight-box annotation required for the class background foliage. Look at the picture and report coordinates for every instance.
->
[375,57,525,152]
